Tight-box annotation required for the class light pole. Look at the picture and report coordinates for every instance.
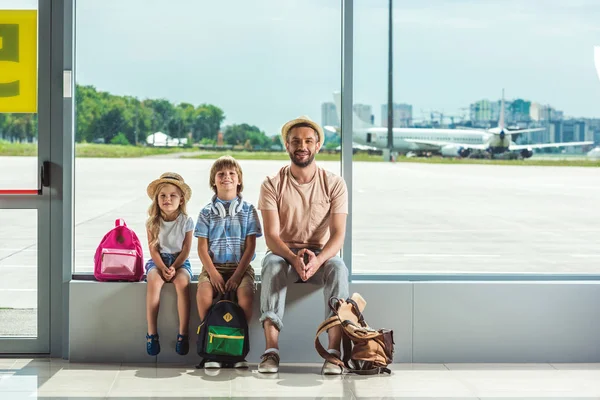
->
[387,0,393,160]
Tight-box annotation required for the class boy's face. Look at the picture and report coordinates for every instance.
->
[214,167,240,196]
[157,183,182,215]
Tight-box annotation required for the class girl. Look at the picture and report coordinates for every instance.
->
[194,156,262,369]
[145,172,194,356]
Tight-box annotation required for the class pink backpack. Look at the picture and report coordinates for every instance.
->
[94,219,144,282]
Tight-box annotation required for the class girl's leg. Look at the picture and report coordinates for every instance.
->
[237,285,254,322]
[196,281,214,322]
[172,269,191,335]
[146,269,165,334]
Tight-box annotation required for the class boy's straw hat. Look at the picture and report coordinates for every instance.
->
[147,172,192,202]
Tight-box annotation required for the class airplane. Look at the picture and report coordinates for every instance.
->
[588,147,600,159]
[327,91,594,159]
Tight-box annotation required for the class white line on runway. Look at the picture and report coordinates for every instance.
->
[401,254,501,258]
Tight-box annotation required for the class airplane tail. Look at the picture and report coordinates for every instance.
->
[332,91,374,132]
[499,88,505,132]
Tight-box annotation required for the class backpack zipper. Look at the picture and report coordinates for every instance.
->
[209,333,244,343]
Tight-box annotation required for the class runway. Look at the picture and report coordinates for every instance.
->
[1,156,599,318]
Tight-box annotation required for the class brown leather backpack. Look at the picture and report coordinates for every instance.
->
[315,293,394,375]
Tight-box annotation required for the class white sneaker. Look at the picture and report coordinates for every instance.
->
[204,361,222,369]
[321,360,343,375]
[233,360,249,369]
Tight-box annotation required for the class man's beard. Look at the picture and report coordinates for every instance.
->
[289,150,315,168]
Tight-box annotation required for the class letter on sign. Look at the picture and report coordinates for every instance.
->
[0,10,37,113]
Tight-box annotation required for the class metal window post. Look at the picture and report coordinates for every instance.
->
[341,0,353,279]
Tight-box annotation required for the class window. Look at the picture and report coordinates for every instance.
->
[352,0,599,276]
[74,0,341,276]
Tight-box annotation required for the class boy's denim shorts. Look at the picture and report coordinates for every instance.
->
[145,253,192,280]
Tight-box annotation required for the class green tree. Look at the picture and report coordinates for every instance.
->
[192,104,225,142]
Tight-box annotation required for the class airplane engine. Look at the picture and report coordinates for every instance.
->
[441,145,470,158]
[520,149,533,159]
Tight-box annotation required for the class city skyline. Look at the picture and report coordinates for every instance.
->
[67,0,600,135]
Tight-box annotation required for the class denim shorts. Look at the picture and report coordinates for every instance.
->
[145,253,192,280]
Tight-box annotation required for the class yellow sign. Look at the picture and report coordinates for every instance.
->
[0,10,37,113]
[223,313,233,323]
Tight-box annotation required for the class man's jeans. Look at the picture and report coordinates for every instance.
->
[259,250,349,331]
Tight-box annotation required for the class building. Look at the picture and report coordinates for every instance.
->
[381,103,412,127]
[509,99,531,123]
[548,119,589,153]
[321,102,339,128]
[530,103,563,122]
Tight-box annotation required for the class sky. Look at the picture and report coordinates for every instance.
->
[3,0,600,134]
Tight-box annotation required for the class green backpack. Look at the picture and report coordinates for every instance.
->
[196,292,249,367]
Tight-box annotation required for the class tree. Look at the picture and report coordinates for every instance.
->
[223,123,270,148]
[192,104,225,142]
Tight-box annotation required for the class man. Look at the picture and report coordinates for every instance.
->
[257,115,349,375]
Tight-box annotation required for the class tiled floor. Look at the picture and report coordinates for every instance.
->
[1,359,600,399]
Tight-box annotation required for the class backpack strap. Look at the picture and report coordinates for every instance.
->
[314,316,345,368]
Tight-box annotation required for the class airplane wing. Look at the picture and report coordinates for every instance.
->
[404,139,488,150]
[510,141,594,151]
[506,127,546,134]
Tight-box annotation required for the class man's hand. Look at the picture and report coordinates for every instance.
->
[224,270,243,292]
[207,268,226,294]
[298,249,322,281]
[291,253,307,281]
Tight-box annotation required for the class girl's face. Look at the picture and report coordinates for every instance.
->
[157,183,182,216]
[214,167,240,197]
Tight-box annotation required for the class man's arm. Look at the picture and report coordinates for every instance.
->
[303,213,347,280]
[261,209,306,278]
[261,210,296,261]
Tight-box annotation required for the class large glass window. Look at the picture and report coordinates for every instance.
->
[352,0,600,276]
[74,0,341,276]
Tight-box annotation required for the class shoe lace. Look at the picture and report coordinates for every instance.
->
[261,352,280,363]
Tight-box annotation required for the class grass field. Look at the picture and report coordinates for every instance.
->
[1,142,598,167]
[0,142,199,158]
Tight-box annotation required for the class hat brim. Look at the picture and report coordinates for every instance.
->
[281,118,324,143]
[147,179,192,203]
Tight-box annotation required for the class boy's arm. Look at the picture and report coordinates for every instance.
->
[233,234,256,276]
[197,237,216,273]
[198,236,225,293]
[171,231,193,269]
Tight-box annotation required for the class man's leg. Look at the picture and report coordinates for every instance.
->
[258,252,293,373]
[259,252,292,348]
[315,256,349,374]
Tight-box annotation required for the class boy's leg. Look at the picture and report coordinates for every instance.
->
[196,281,214,322]
[146,268,165,334]
[236,285,253,322]
[172,268,191,335]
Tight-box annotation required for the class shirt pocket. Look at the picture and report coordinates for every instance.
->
[309,200,330,230]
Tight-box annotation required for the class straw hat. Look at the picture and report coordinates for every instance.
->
[281,115,324,143]
[146,172,192,202]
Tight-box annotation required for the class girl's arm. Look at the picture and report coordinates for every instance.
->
[171,230,192,269]
[147,228,168,272]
